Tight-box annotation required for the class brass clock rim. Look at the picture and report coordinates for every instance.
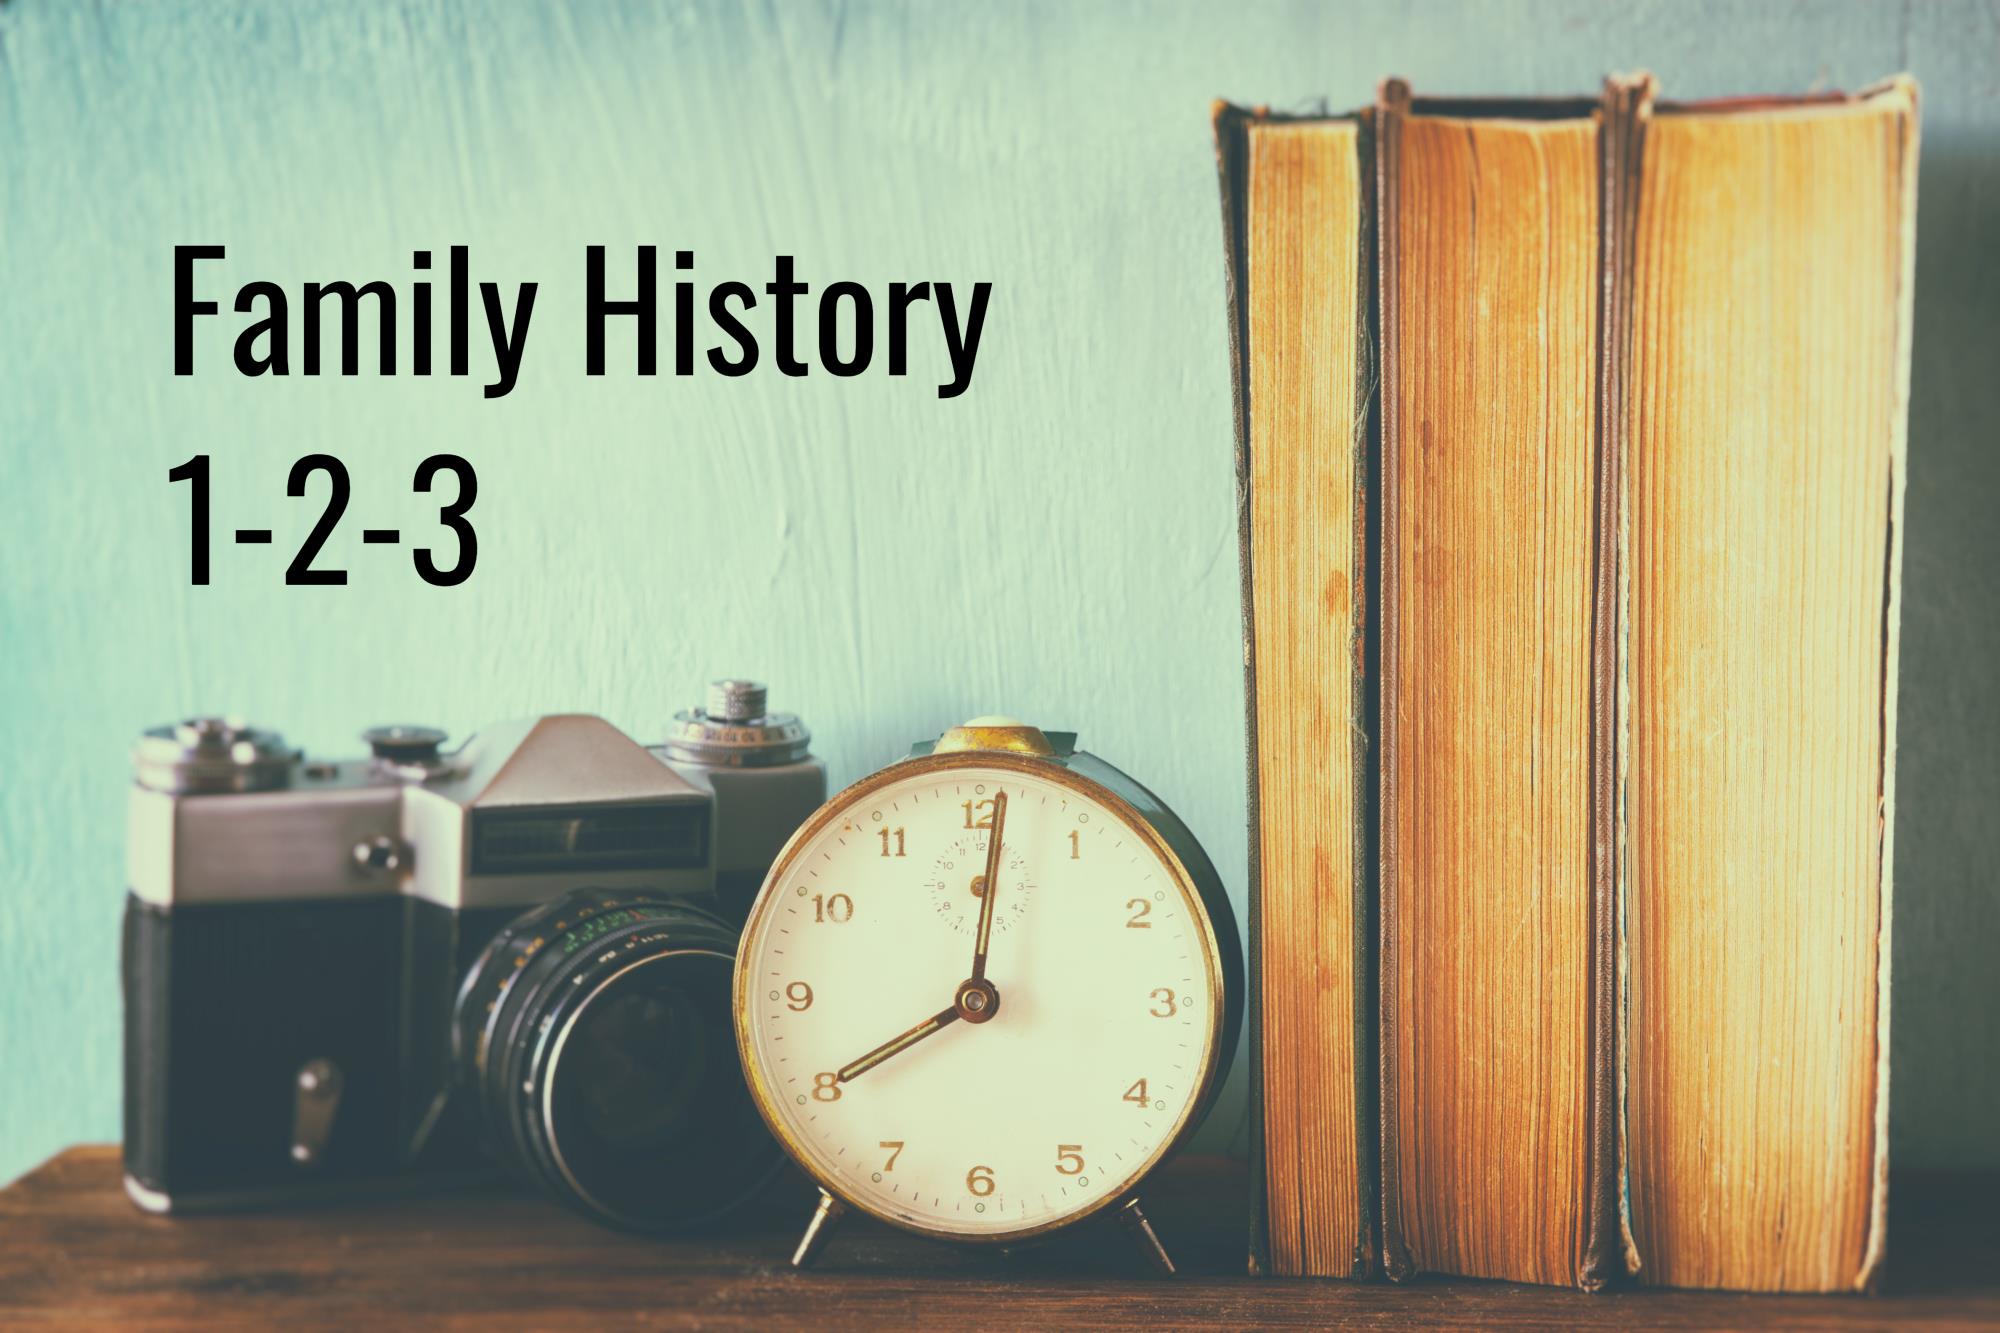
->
[731,748,1230,1247]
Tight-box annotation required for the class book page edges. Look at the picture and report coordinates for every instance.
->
[1212,102,1379,1279]
[1617,75,1915,1292]
[1375,77,1611,1288]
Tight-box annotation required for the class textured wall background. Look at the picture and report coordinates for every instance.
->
[2,0,1994,1189]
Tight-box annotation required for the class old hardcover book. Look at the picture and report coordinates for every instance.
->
[1621,79,1918,1294]
[1214,102,1377,1279]
[1374,80,1626,1290]
[1226,72,1916,1294]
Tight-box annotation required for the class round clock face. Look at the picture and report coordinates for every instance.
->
[735,753,1224,1241]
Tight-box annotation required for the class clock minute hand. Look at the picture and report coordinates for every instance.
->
[968,789,1008,983]
[836,1004,961,1084]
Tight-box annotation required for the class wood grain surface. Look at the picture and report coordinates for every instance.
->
[1,1148,1992,1329]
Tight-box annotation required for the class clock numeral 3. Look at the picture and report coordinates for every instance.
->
[1126,898,1152,928]
[785,981,813,1011]
[812,1072,842,1102]
[1123,1078,1149,1107]
[877,826,906,858]
[879,1140,904,1171]
[1055,1144,1084,1176]
[813,892,854,923]
[966,1165,996,1197]
[1148,987,1178,1018]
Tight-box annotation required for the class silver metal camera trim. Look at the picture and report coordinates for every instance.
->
[127,715,731,910]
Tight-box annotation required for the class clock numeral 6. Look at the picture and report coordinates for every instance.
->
[961,797,997,830]
[812,1072,842,1102]
[966,1165,996,1197]
[1123,1078,1149,1107]
[785,981,813,1011]
[813,892,854,923]
[1126,898,1152,928]
[877,826,906,858]
[1148,987,1178,1017]
[1055,1144,1085,1176]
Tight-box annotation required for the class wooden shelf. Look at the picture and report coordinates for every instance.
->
[2,1148,1990,1328]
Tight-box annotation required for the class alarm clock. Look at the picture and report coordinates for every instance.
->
[733,718,1242,1272]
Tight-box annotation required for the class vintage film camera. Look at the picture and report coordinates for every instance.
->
[122,681,823,1230]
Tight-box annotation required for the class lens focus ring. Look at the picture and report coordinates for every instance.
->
[453,889,781,1231]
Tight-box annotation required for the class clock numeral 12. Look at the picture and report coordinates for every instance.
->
[961,798,996,830]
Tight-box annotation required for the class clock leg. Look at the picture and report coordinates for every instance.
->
[1117,1196,1176,1276]
[790,1189,848,1270]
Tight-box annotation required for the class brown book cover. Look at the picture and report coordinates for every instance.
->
[1617,76,1917,1294]
[1375,72,1916,1294]
[1213,101,1379,1280]
[1373,78,1627,1289]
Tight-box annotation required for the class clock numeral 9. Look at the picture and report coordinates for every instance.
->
[879,1140,904,1171]
[961,797,996,830]
[1123,1078,1149,1107]
[813,892,854,923]
[966,1165,996,1197]
[1126,898,1152,928]
[812,1072,842,1102]
[1055,1144,1085,1176]
[785,981,813,1011]
[877,826,906,858]
[1149,987,1178,1017]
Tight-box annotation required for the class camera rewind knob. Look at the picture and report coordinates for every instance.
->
[707,680,768,723]
[664,680,811,768]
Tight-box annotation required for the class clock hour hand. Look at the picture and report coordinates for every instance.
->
[836,1004,961,1084]
[968,789,1008,983]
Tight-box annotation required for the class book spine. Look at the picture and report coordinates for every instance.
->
[1371,75,1414,1286]
[1584,70,1655,1293]
[1350,108,1383,1285]
[1209,99,1269,1280]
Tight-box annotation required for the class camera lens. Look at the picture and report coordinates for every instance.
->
[454,890,781,1230]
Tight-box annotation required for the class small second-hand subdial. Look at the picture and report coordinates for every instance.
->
[925,838,1031,935]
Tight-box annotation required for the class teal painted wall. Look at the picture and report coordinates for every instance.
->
[3,0,1995,1188]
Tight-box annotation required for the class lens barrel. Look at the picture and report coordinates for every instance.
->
[454,889,780,1230]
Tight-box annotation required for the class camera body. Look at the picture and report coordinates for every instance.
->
[122,683,822,1220]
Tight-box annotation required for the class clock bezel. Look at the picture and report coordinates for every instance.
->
[732,747,1232,1246]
